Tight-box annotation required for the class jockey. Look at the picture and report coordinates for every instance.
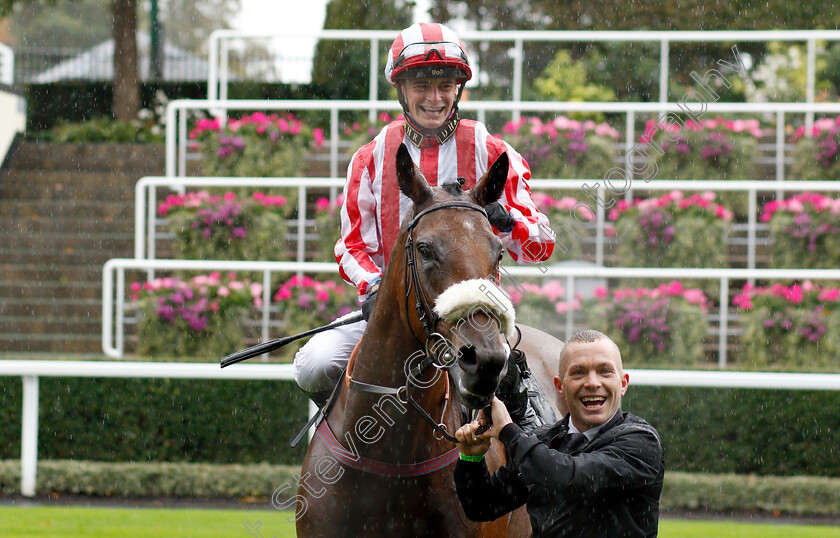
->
[294,22,555,431]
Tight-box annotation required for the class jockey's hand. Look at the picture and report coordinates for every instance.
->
[455,420,492,457]
[361,278,381,322]
[485,202,515,233]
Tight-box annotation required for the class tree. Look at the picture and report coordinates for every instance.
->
[311,0,414,100]
[1,0,141,120]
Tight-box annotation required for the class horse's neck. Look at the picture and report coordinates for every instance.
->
[336,289,458,461]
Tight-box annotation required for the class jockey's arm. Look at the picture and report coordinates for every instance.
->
[334,148,384,298]
[492,141,556,265]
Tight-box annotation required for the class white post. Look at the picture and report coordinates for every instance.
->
[21,375,39,497]
[718,277,729,368]
[369,38,378,123]
[805,38,816,135]
[659,39,669,111]
[512,38,523,123]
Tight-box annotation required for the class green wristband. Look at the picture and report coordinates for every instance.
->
[459,453,485,462]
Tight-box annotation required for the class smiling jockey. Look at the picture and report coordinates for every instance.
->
[293,22,555,431]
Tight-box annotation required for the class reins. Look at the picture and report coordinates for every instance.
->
[350,200,488,445]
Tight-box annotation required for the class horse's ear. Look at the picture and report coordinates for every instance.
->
[396,143,433,206]
[471,152,509,207]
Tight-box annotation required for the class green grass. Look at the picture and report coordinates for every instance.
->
[0,506,298,538]
[2,506,840,537]
[659,519,840,537]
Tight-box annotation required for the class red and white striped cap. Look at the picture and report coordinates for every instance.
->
[385,23,471,85]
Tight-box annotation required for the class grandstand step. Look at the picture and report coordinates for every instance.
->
[0,170,139,201]
[0,199,134,219]
[3,142,164,174]
[1,263,105,284]
[0,280,102,300]
[0,248,131,265]
[0,315,103,335]
[0,297,102,318]
[0,215,133,234]
[0,233,134,252]
[0,332,102,353]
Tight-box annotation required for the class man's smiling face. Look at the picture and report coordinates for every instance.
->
[554,339,629,432]
[402,77,458,129]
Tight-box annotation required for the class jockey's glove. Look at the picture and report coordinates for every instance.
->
[362,278,381,322]
[485,202,515,233]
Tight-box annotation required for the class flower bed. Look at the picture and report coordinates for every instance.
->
[734,281,840,368]
[498,116,619,180]
[761,192,840,269]
[273,276,356,356]
[585,282,711,366]
[132,272,263,358]
[158,190,289,261]
[791,117,840,181]
[610,191,733,295]
[642,117,762,215]
[529,192,592,262]
[189,112,324,178]
[642,117,762,180]
[313,195,345,262]
[342,112,401,155]
[505,280,580,336]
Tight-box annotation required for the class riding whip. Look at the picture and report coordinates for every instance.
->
[220,312,364,368]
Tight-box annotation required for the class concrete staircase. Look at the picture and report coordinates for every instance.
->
[0,142,164,354]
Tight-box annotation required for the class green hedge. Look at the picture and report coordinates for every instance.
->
[0,377,307,465]
[0,460,297,498]
[2,374,839,477]
[623,386,840,477]
[2,461,839,517]
[662,472,840,516]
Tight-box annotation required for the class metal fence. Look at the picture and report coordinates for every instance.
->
[11,45,215,83]
[165,98,840,181]
[207,29,840,126]
[6,359,840,496]
[0,42,13,86]
[134,176,840,272]
[102,257,840,367]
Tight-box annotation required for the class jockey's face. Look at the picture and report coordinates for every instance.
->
[402,77,458,129]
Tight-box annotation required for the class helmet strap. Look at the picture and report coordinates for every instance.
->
[398,81,466,148]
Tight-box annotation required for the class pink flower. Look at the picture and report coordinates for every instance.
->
[593,286,608,300]
[217,286,230,297]
[313,128,325,147]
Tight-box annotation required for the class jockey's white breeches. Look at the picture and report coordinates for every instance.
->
[293,309,367,395]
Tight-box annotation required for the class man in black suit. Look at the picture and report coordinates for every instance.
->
[453,329,665,537]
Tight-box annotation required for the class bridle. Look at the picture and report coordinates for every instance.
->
[348,199,488,443]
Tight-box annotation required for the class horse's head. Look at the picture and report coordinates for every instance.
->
[395,143,515,410]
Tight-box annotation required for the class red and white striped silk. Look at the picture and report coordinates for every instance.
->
[334,119,555,297]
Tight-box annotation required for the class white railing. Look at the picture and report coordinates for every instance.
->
[5,359,840,497]
[0,360,295,497]
[165,99,840,180]
[102,259,339,359]
[135,176,840,273]
[0,42,13,86]
[102,258,840,366]
[207,29,840,125]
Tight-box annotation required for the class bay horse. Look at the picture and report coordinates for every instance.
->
[295,144,563,537]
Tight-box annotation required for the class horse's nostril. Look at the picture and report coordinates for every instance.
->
[458,346,478,374]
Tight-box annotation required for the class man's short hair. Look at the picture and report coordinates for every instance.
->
[558,330,622,375]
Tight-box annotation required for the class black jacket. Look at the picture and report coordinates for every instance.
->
[454,411,664,537]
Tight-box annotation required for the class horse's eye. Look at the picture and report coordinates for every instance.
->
[497,248,505,262]
[418,244,434,260]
